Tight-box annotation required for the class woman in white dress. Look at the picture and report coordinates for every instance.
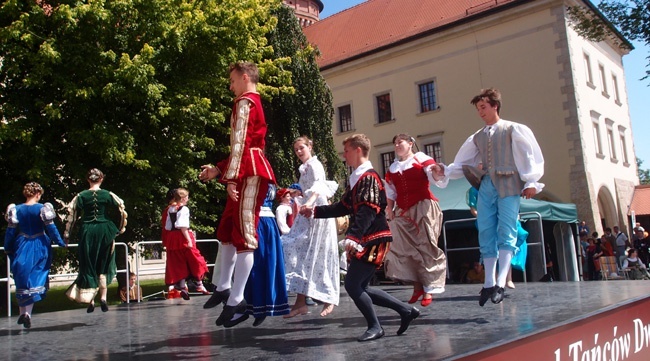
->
[282,136,339,318]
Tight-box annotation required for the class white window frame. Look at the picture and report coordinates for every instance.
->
[618,126,630,166]
[584,52,595,89]
[599,63,609,98]
[605,118,617,162]
[612,73,622,106]
[591,111,604,159]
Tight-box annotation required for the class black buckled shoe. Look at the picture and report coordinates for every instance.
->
[357,327,385,342]
[204,288,230,309]
[180,289,190,301]
[87,303,95,313]
[100,300,109,312]
[491,286,505,304]
[216,300,247,327]
[23,314,31,329]
[223,313,250,328]
[253,316,266,327]
[479,287,493,307]
[17,314,26,325]
[397,307,420,335]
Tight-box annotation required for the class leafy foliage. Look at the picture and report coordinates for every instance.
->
[638,157,650,184]
[0,0,289,253]
[567,0,649,81]
[264,5,346,188]
[0,0,344,273]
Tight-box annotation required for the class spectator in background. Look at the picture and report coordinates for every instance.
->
[600,233,614,257]
[578,221,590,235]
[614,226,630,267]
[466,262,485,284]
[603,227,616,257]
[623,248,650,280]
[120,272,143,303]
[633,227,650,266]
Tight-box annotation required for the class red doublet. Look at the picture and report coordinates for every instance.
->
[215,91,275,251]
[385,159,438,211]
[217,92,276,184]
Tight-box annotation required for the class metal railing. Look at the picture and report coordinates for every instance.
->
[442,212,546,282]
[1,242,130,317]
[1,238,222,316]
[133,239,219,301]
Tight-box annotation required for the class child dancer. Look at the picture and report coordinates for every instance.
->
[162,188,210,299]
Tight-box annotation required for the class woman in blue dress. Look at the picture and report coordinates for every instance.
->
[242,184,290,326]
[4,182,66,328]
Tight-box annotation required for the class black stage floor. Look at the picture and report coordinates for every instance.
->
[1,281,649,361]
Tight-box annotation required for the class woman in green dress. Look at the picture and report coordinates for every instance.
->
[65,168,127,313]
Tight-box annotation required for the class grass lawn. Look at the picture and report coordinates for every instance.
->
[3,279,168,317]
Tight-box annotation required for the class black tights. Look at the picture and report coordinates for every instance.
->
[345,257,410,331]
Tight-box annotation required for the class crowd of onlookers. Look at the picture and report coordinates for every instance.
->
[579,221,650,280]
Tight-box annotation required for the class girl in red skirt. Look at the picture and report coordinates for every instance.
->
[162,188,209,299]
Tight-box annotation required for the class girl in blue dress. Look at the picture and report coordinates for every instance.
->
[4,182,66,328]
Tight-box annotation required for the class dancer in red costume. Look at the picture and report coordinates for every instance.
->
[199,61,276,328]
[383,134,446,307]
[162,188,210,300]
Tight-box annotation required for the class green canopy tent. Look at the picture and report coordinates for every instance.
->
[432,178,580,282]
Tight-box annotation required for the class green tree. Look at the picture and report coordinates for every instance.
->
[0,0,287,249]
[264,5,346,187]
[567,1,649,81]
[638,158,650,184]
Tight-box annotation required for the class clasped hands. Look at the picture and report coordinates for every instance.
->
[430,163,445,181]
[299,203,314,217]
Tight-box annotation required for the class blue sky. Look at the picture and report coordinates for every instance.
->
[320,1,650,166]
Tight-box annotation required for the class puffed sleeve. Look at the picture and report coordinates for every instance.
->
[512,123,545,193]
[440,132,482,187]
[4,204,18,253]
[64,195,80,239]
[302,158,338,199]
[41,202,65,247]
[109,191,128,234]
[174,207,191,229]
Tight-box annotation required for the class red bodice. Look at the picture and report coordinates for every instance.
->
[386,163,437,210]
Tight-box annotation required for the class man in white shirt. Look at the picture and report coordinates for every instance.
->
[614,225,629,267]
[433,88,544,306]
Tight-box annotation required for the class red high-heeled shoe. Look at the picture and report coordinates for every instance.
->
[421,295,433,307]
[408,289,425,304]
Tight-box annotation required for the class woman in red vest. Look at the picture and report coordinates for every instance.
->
[383,134,447,307]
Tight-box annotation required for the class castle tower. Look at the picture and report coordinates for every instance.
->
[283,0,323,27]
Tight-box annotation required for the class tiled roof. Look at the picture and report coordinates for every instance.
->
[630,185,650,216]
[304,0,524,69]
